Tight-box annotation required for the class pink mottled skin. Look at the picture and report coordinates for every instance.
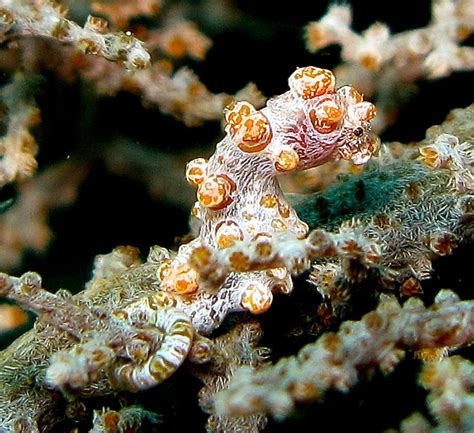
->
[159,66,379,334]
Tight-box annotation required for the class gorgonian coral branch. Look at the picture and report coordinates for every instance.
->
[398,356,474,433]
[419,133,474,192]
[305,1,474,77]
[0,270,194,394]
[0,0,151,69]
[214,290,474,418]
[0,73,40,187]
[304,1,474,132]
[188,225,381,292]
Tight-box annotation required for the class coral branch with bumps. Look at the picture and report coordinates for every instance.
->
[304,1,474,132]
[0,0,151,69]
[214,291,474,419]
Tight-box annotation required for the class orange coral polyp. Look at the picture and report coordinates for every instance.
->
[197,174,235,210]
[419,146,441,169]
[350,101,377,121]
[239,113,273,152]
[225,101,272,152]
[289,66,336,99]
[225,101,255,133]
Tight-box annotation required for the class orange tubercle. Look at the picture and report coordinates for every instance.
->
[197,174,236,210]
[260,194,278,208]
[224,101,255,133]
[238,112,273,153]
[351,101,377,121]
[419,146,441,169]
[185,158,208,187]
[241,283,273,314]
[275,149,300,172]
[308,98,343,134]
[226,104,273,153]
[173,265,200,294]
[289,66,336,99]
[215,220,244,249]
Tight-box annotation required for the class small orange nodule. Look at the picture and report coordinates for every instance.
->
[173,265,199,294]
[288,66,336,99]
[275,148,300,172]
[309,98,343,134]
[260,194,278,208]
[86,15,109,34]
[229,251,251,272]
[241,284,273,314]
[337,85,363,104]
[225,101,272,152]
[215,220,244,249]
[238,113,273,153]
[224,101,255,131]
[350,101,377,122]
[255,240,273,258]
[185,158,208,187]
[197,174,235,210]
[271,218,287,232]
[190,246,213,268]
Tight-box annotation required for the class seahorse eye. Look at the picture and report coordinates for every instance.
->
[353,126,364,137]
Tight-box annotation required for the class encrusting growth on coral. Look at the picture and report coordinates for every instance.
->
[214,290,474,419]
